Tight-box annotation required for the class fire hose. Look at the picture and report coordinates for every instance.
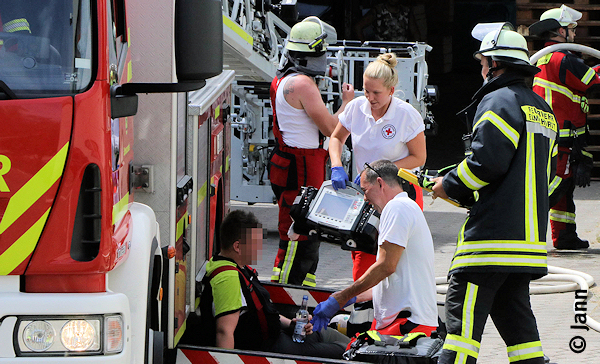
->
[436,266,600,332]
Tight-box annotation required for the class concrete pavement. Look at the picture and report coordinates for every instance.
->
[231,181,600,363]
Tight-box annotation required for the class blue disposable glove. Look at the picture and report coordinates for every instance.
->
[311,296,341,332]
[311,313,331,333]
[344,296,357,307]
[331,166,349,190]
[353,174,361,187]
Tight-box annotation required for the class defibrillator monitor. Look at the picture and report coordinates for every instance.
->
[290,180,379,255]
[308,181,366,230]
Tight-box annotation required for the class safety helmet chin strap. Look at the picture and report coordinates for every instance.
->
[548,27,571,43]
[562,26,572,43]
[486,56,504,81]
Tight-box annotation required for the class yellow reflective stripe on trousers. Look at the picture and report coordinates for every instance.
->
[0,143,69,235]
[581,67,596,85]
[443,334,480,362]
[525,132,539,242]
[302,273,316,287]
[473,111,519,149]
[457,159,488,191]
[280,241,298,284]
[533,78,582,104]
[450,254,547,271]
[462,283,477,341]
[0,209,50,275]
[507,341,544,362]
[442,283,480,364]
[549,209,576,224]
[455,240,546,254]
[559,128,572,138]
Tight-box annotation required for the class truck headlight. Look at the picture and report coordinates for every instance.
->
[16,315,122,356]
[61,320,97,351]
[22,321,55,352]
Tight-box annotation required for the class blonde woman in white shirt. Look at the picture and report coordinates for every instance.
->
[329,52,426,281]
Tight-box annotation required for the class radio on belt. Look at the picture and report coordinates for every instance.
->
[289,180,379,255]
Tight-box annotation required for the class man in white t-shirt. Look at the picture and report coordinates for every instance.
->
[312,159,438,337]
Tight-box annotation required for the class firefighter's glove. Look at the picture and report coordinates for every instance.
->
[418,173,435,190]
[331,167,349,190]
[353,174,361,187]
[573,151,593,188]
[419,164,456,190]
[311,296,341,332]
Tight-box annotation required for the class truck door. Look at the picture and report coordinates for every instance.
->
[172,92,194,346]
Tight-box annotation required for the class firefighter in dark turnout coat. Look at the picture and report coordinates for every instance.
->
[529,4,599,249]
[432,23,557,364]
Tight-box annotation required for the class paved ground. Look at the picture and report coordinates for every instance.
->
[231,181,600,363]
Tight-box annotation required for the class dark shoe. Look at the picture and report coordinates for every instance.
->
[554,236,589,250]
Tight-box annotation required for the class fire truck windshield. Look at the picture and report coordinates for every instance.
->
[0,0,93,98]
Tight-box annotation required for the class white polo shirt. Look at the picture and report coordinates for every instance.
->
[372,192,438,329]
[338,96,424,174]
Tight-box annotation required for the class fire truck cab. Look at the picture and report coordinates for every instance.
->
[0,0,224,362]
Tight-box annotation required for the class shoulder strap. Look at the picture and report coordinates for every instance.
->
[270,76,286,145]
[208,265,270,341]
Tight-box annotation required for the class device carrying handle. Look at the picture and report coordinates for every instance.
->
[397,168,464,208]
[347,179,361,190]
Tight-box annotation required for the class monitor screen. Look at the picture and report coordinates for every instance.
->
[314,193,354,221]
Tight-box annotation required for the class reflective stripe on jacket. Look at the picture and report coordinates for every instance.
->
[533,43,600,138]
[443,73,557,278]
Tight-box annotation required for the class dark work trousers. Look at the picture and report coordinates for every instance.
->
[549,175,578,246]
[438,272,545,364]
[270,328,350,359]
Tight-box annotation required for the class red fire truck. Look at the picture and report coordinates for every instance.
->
[0,0,232,362]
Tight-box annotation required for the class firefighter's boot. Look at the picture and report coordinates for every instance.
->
[554,231,589,250]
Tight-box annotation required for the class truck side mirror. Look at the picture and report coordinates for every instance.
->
[176,0,223,81]
[112,0,224,107]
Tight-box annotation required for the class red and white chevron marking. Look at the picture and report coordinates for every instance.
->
[264,285,332,307]
[178,349,330,364]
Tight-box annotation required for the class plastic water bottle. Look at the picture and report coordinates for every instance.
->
[292,295,309,343]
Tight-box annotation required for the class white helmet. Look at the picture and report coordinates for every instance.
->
[472,23,539,76]
[529,5,582,36]
[285,16,337,53]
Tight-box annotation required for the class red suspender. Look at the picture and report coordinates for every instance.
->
[209,265,270,341]
[270,76,285,145]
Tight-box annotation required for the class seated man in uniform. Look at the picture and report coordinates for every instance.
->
[312,160,438,338]
[197,210,350,358]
